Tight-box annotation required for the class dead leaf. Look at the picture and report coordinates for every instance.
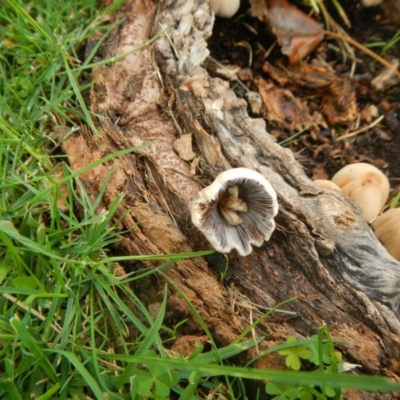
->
[263,62,358,125]
[371,59,400,91]
[173,133,197,161]
[259,78,313,131]
[312,167,329,180]
[321,78,358,125]
[360,104,379,123]
[249,0,323,64]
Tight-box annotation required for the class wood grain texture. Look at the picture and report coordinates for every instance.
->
[60,0,400,390]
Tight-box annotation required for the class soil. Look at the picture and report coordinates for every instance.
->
[207,0,400,199]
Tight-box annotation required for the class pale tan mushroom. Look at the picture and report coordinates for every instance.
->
[361,0,383,7]
[313,179,342,191]
[210,0,240,18]
[331,163,390,222]
[372,208,400,261]
[189,168,278,256]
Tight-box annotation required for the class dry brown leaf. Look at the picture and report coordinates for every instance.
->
[371,59,400,91]
[258,78,313,131]
[263,62,358,125]
[249,0,323,64]
[311,167,329,180]
[173,134,197,161]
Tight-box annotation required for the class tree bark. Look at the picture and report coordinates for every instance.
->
[61,0,400,394]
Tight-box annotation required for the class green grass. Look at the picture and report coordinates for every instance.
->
[367,28,400,55]
[1,0,400,399]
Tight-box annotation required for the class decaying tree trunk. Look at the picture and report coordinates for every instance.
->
[61,0,400,395]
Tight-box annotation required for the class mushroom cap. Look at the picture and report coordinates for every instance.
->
[189,168,278,256]
[361,0,383,7]
[331,163,390,222]
[372,208,400,261]
[210,0,240,18]
[313,179,342,191]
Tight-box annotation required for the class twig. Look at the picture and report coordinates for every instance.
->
[337,115,384,141]
[279,125,314,146]
[3,293,62,333]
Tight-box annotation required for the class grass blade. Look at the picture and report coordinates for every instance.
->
[10,316,59,384]
[46,350,104,399]
[96,354,400,392]
[114,286,168,389]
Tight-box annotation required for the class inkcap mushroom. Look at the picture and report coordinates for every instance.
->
[210,0,240,18]
[189,168,278,256]
[331,163,390,222]
[372,207,400,261]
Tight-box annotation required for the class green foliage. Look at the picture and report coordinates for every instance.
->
[278,336,311,371]
[134,364,179,397]
[266,382,313,400]
[266,325,346,400]
[367,28,400,55]
[131,351,180,398]
[1,0,400,398]
[390,190,400,209]
[303,0,350,28]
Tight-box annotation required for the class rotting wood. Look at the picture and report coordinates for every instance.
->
[60,0,400,391]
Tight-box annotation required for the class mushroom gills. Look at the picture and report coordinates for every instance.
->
[189,168,278,256]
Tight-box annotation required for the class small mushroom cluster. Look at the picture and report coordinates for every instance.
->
[189,168,278,257]
[313,162,400,261]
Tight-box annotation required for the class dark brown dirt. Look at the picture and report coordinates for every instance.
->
[207,0,400,198]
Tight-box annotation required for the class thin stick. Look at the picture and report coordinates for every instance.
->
[337,115,384,141]
[3,293,62,333]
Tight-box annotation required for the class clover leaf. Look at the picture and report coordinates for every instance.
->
[134,351,179,398]
[266,381,300,400]
[278,336,311,371]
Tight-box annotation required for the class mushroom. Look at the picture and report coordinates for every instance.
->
[189,168,278,256]
[313,179,342,191]
[361,0,383,7]
[210,0,240,18]
[331,163,390,222]
[372,207,400,261]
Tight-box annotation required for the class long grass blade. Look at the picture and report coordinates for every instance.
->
[10,316,59,384]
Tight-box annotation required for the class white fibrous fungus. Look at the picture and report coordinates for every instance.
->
[189,168,278,256]
[372,207,400,261]
[210,0,240,18]
[331,163,390,222]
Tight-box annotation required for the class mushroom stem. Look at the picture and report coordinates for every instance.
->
[219,185,248,225]
[210,0,240,18]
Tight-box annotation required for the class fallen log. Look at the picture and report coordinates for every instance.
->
[61,0,400,395]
